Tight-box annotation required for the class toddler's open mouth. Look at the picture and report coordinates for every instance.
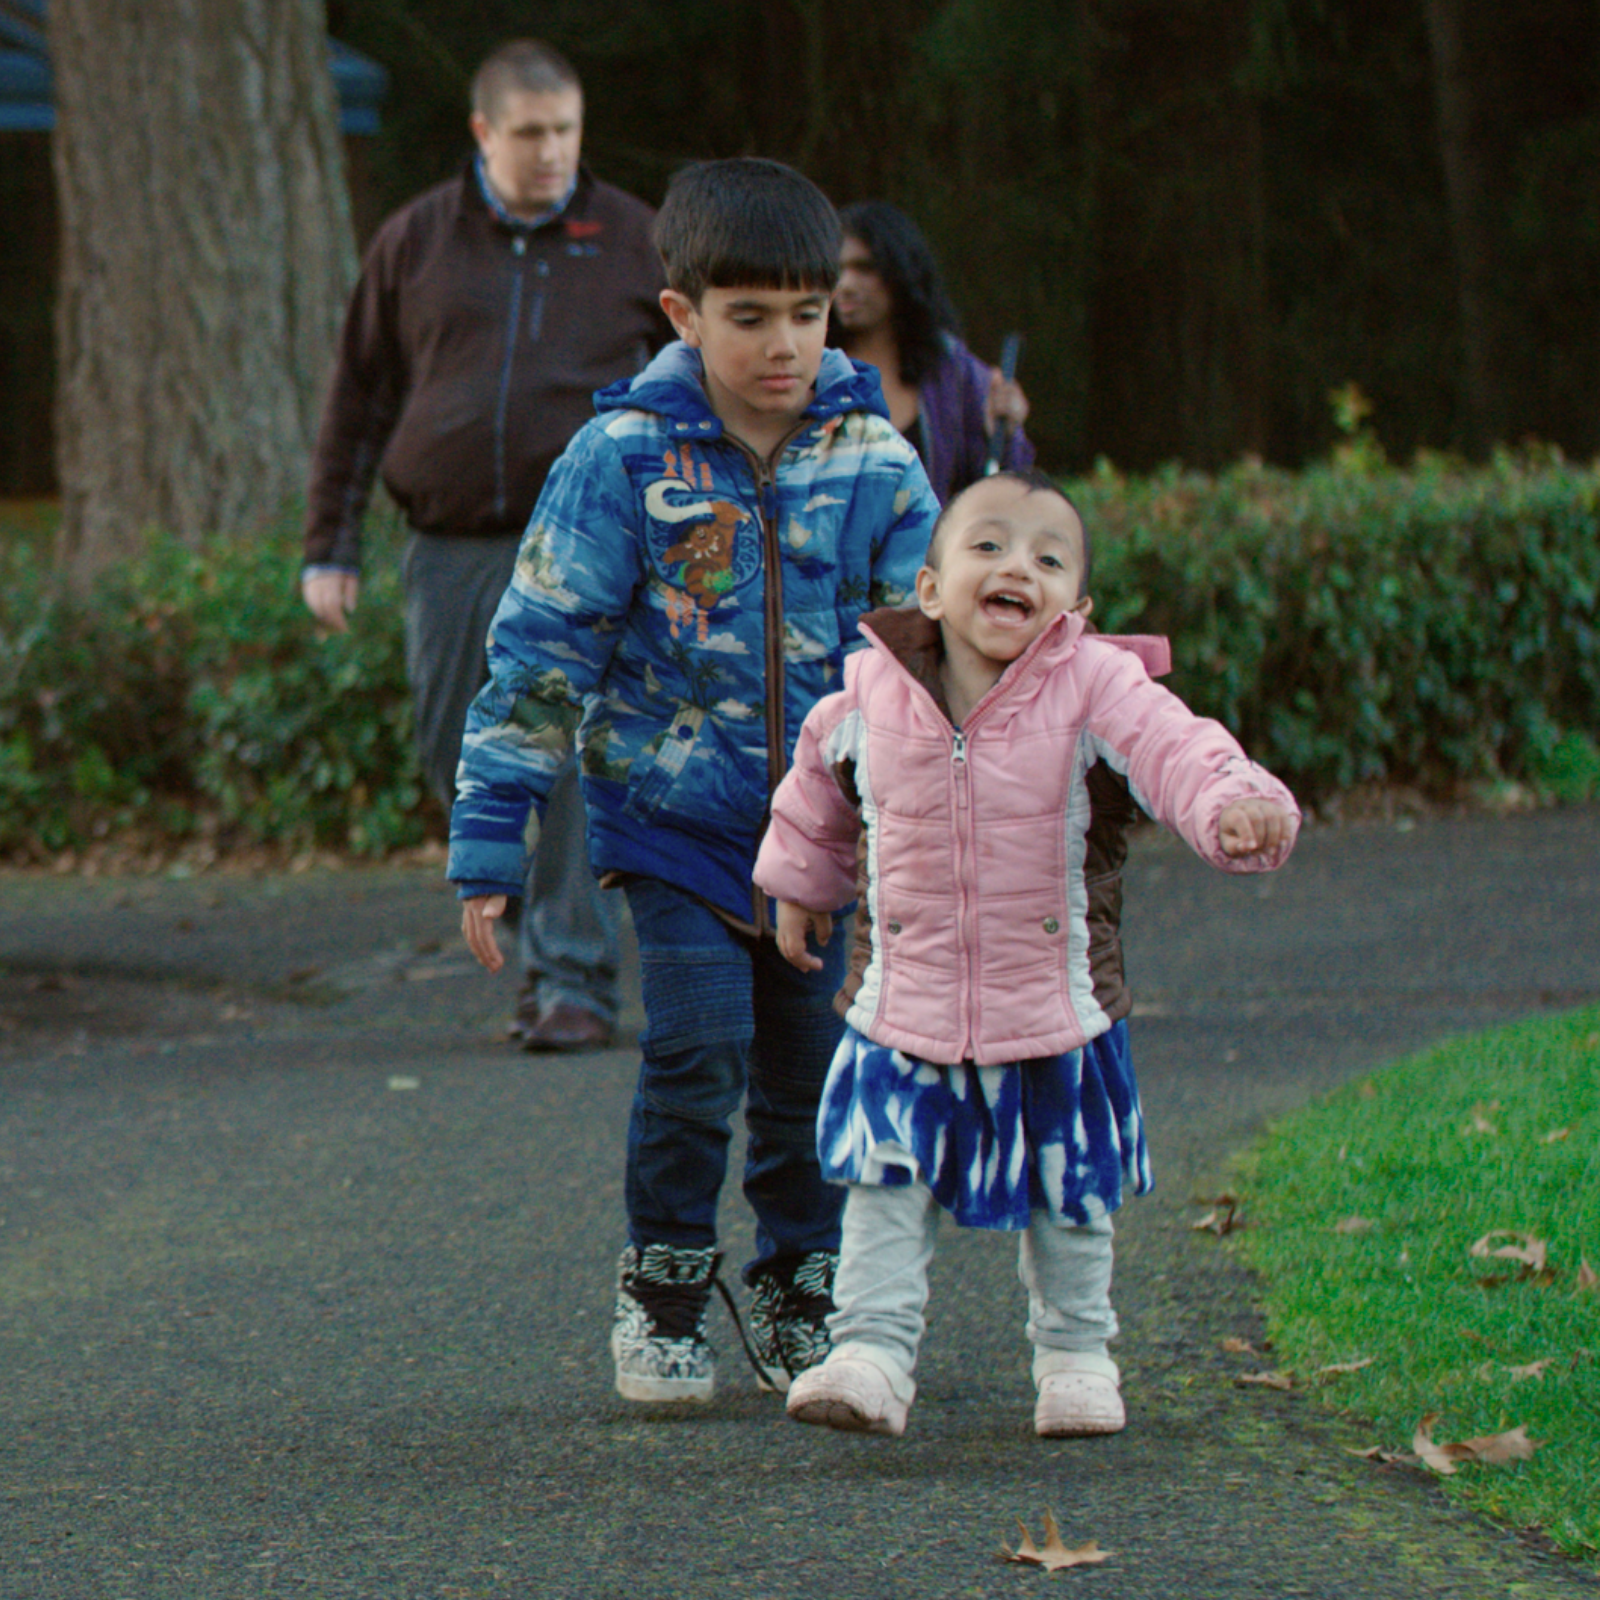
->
[982,590,1034,621]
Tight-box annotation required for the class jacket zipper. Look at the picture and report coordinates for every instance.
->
[949,727,979,1056]
[731,419,814,936]
[494,240,548,521]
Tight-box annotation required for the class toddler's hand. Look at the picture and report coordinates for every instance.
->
[1219,798,1294,859]
[776,900,834,972]
[461,894,508,972]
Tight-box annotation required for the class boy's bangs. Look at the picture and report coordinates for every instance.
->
[701,211,840,295]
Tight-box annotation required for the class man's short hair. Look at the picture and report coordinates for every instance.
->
[925,468,1092,592]
[653,159,841,303]
[471,39,581,123]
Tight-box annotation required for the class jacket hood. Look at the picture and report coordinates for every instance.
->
[593,343,889,436]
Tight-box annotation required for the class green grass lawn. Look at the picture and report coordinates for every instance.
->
[1238,1004,1600,1562]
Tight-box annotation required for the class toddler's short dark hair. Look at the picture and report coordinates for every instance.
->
[653,158,841,304]
[925,468,1092,593]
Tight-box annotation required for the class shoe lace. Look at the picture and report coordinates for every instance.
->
[711,1275,778,1387]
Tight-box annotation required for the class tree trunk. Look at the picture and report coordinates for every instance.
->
[48,0,356,583]
[1423,0,1506,454]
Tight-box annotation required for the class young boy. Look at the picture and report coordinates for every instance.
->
[449,158,941,1405]
[753,470,1298,1437]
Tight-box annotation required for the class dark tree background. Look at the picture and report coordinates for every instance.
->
[8,0,1599,506]
[317,0,1600,475]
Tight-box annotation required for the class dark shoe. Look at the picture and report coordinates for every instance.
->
[611,1243,719,1402]
[747,1249,837,1393]
[512,997,615,1052]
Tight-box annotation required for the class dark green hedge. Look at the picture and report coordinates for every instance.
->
[0,515,425,861]
[1080,449,1600,805]
[0,452,1595,862]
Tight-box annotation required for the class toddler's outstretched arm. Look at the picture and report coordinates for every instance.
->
[1218,799,1296,859]
[461,894,508,973]
[775,900,835,973]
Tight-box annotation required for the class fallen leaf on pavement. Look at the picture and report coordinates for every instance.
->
[1315,1357,1375,1380]
[1236,1370,1293,1390]
[1192,1194,1242,1235]
[1334,1216,1373,1234]
[1469,1231,1548,1273]
[1413,1413,1541,1475]
[1000,1513,1111,1571]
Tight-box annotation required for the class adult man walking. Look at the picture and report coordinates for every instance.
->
[303,39,668,1050]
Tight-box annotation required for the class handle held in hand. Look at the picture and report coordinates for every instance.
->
[984,332,1025,475]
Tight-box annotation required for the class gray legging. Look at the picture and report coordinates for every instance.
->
[403,529,619,1021]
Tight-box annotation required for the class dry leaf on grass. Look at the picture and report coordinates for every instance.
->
[1504,1359,1553,1381]
[1000,1512,1111,1571]
[1221,1337,1258,1354]
[1578,1258,1598,1293]
[1315,1357,1375,1380]
[1469,1231,1548,1272]
[1349,1444,1410,1464]
[1191,1194,1243,1236]
[1540,1127,1572,1144]
[1334,1216,1373,1234]
[1412,1413,1541,1475]
[1236,1370,1294,1390]
[1465,1099,1501,1135]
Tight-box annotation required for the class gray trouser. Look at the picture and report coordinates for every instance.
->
[828,1181,1118,1386]
[403,530,619,1019]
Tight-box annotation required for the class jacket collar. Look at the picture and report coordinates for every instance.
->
[592,343,890,439]
[857,606,1173,720]
[456,157,597,235]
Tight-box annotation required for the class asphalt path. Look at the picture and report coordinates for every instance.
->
[2,806,1598,1598]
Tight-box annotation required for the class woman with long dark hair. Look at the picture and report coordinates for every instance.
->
[831,200,1034,502]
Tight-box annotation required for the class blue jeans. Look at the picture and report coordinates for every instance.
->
[622,876,847,1280]
[403,531,619,1020]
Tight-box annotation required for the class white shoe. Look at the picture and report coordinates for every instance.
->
[1035,1355,1125,1437]
[787,1355,909,1437]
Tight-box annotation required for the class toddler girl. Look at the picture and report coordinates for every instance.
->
[752,468,1299,1437]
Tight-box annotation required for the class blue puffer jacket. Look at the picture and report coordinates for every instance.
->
[447,342,941,928]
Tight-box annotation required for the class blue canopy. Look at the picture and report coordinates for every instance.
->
[0,1,387,134]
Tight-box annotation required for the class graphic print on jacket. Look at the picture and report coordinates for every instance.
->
[645,443,759,642]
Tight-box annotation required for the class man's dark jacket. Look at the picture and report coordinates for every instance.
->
[304,161,668,569]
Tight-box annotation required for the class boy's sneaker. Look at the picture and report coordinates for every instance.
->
[610,1242,719,1403]
[1034,1352,1125,1437]
[747,1249,837,1393]
[786,1350,910,1437]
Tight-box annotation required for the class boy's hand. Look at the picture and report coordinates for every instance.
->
[461,894,509,972]
[775,900,834,973]
[1219,798,1295,859]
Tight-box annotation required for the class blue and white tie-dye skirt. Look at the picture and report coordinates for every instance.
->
[815,1017,1153,1230]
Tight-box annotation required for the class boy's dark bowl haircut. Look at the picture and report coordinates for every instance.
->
[654,158,841,303]
[925,469,1092,592]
